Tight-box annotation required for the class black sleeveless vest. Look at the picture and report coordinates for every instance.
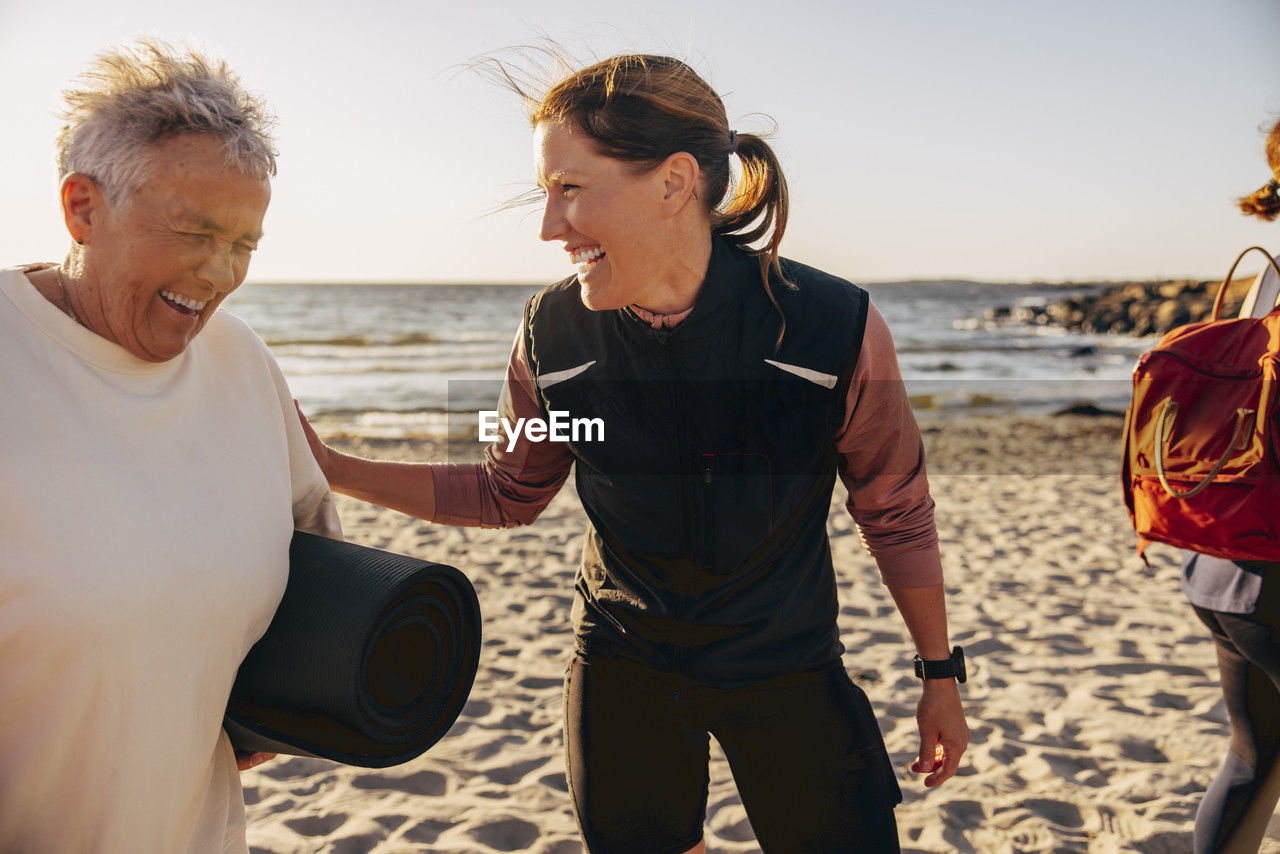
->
[523,237,870,684]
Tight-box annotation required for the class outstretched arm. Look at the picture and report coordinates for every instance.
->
[294,327,573,527]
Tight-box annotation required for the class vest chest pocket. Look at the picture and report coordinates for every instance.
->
[760,375,841,455]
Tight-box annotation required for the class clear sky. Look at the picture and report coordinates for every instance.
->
[2,0,1278,284]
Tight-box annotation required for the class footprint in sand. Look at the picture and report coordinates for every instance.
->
[351,769,448,796]
[282,812,349,836]
[328,832,386,854]
[483,757,546,785]
[707,802,754,843]
[538,770,568,792]
[1005,825,1062,851]
[290,779,325,797]
[468,817,541,851]
[1137,829,1198,851]
[542,840,583,854]
[462,697,493,717]
[517,676,562,691]
[402,818,452,844]
[464,734,525,761]
[1023,798,1085,829]
[943,799,987,827]
[1147,691,1193,710]
[1118,736,1169,763]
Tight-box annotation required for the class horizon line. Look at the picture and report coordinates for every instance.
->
[242,273,1231,288]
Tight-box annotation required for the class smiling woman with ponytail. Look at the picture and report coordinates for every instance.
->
[301,50,968,854]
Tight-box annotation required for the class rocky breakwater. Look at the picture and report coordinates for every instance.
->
[986,279,1245,337]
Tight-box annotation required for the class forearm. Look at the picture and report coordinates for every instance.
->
[887,583,953,660]
[891,581,969,786]
[328,450,438,521]
[329,323,567,528]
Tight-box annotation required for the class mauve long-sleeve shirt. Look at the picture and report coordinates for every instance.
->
[430,301,942,588]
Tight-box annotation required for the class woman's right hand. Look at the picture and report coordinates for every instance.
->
[292,400,438,520]
[294,400,341,487]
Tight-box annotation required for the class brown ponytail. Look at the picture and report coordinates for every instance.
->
[1238,179,1280,222]
[715,130,792,345]
[480,50,794,345]
[1237,116,1280,221]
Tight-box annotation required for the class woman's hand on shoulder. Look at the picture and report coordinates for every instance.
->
[294,400,342,486]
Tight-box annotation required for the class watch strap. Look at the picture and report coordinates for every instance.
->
[913,646,966,683]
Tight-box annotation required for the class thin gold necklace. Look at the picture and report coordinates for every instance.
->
[55,267,83,327]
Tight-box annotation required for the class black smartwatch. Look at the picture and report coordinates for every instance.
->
[913,646,966,683]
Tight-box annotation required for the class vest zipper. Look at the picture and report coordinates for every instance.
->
[661,337,696,674]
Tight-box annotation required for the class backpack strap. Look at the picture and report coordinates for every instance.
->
[1212,246,1280,319]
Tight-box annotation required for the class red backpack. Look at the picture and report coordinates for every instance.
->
[1122,246,1280,561]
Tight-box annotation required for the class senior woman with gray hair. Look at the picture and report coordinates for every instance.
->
[0,40,339,852]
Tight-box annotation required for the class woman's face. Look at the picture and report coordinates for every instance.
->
[534,120,670,311]
[74,133,270,362]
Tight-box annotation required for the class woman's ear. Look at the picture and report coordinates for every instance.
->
[659,151,701,218]
[61,173,104,245]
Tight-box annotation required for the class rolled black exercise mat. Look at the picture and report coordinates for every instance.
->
[224,531,481,768]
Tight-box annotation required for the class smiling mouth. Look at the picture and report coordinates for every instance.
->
[159,290,208,316]
[570,246,605,266]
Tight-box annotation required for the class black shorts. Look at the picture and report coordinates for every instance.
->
[564,653,902,854]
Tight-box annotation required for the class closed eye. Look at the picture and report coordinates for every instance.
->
[180,231,256,255]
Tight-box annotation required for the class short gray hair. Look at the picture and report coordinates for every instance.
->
[56,38,277,205]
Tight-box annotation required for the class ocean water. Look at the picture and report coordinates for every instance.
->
[223,279,1147,438]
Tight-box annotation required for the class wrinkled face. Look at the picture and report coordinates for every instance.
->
[534,120,668,311]
[81,133,270,362]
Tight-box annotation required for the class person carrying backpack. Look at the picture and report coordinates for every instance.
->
[1182,115,1280,854]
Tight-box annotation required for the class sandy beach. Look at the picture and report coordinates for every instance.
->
[241,415,1280,853]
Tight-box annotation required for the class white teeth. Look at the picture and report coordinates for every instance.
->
[570,247,604,265]
[160,290,208,311]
